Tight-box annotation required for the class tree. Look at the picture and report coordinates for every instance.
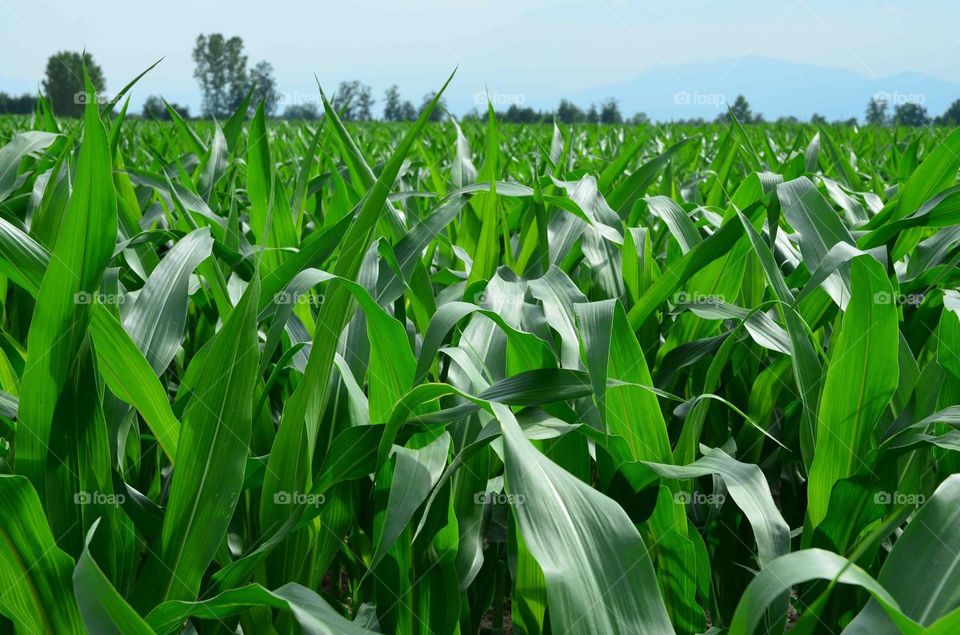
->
[938,99,960,126]
[556,99,583,123]
[586,104,599,124]
[383,85,416,121]
[502,104,541,123]
[142,95,166,119]
[895,102,930,127]
[249,61,279,116]
[810,113,828,125]
[866,96,889,126]
[43,51,106,117]
[281,103,320,120]
[383,84,404,121]
[728,95,754,124]
[141,95,189,120]
[330,81,374,121]
[0,92,37,115]
[628,112,650,125]
[419,91,447,122]
[599,98,622,124]
[193,34,248,118]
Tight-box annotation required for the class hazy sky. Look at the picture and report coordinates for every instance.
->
[2,0,958,115]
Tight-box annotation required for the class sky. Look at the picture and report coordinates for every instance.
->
[2,0,959,117]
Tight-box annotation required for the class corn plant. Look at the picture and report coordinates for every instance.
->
[2,69,960,634]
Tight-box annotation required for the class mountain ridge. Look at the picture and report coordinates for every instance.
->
[560,56,960,121]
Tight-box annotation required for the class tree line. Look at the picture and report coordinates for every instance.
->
[6,40,960,128]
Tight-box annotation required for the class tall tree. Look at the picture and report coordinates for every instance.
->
[192,34,248,118]
[419,91,447,122]
[938,99,960,126]
[0,92,37,115]
[600,98,623,124]
[332,81,374,121]
[249,61,279,116]
[281,103,320,120]
[894,102,930,127]
[586,104,599,124]
[556,99,583,123]
[43,51,105,117]
[866,96,889,126]
[728,95,754,123]
[141,95,166,119]
[383,84,404,121]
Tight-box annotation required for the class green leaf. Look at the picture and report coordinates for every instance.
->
[133,276,260,608]
[73,520,153,635]
[0,475,84,633]
[496,402,675,634]
[807,256,898,528]
[17,68,118,498]
[728,549,920,635]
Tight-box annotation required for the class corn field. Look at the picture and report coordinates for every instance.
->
[2,71,960,634]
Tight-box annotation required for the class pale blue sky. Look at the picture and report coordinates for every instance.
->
[1,0,957,116]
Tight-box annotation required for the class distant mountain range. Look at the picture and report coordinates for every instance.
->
[558,56,960,122]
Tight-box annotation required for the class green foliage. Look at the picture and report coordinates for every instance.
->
[3,74,960,634]
[192,33,273,119]
[0,92,36,115]
[895,102,931,127]
[192,34,248,118]
[939,99,960,126]
[383,84,416,121]
[42,51,106,117]
[333,80,376,121]
[866,95,889,126]
[249,61,279,117]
